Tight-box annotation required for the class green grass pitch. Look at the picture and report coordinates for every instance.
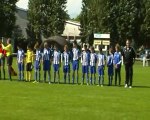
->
[0,60,150,120]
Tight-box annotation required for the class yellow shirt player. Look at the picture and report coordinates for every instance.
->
[25,44,34,82]
[2,38,13,80]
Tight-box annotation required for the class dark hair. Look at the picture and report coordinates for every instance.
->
[91,46,94,51]
[84,44,87,48]
[98,45,102,51]
[27,43,32,49]
[126,39,131,43]
[34,41,40,49]
[17,43,22,48]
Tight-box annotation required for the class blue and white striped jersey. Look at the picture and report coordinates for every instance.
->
[17,49,24,63]
[53,50,61,64]
[81,51,90,66]
[97,53,105,66]
[62,51,71,66]
[107,53,114,66]
[113,52,122,65]
[43,48,51,61]
[72,48,80,61]
[35,49,42,61]
[90,53,97,66]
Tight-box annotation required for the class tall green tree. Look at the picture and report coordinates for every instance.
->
[80,0,148,47]
[141,0,150,47]
[0,0,17,37]
[28,0,67,40]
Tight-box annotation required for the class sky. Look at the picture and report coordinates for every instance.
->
[16,0,82,18]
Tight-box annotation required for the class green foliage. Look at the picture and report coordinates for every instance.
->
[80,0,150,47]
[0,0,17,37]
[28,0,68,39]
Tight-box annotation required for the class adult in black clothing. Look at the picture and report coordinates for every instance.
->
[123,39,136,88]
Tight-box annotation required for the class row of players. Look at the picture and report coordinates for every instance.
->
[0,39,135,88]
[16,41,122,87]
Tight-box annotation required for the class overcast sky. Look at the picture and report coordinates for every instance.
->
[16,0,82,18]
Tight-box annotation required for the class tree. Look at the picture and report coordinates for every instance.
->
[141,0,150,47]
[0,0,17,37]
[28,0,68,40]
[80,0,150,47]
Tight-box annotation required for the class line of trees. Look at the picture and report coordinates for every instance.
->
[80,0,150,47]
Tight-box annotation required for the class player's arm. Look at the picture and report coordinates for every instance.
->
[132,48,136,64]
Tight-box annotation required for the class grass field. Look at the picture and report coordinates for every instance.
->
[0,60,150,120]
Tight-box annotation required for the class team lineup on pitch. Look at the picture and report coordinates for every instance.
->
[0,39,135,89]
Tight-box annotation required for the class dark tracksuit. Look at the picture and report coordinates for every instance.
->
[123,47,136,86]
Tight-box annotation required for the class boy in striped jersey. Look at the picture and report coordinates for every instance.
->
[90,46,97,85]
[72,42,80,84]
[107,48,114,86]
[114,44,122,86]
[81,44,90,85]
[97,46,106,87]
[62,45,71,84]
[43,42,51,84]
[53,45,61,83]
[17,44,25,81]
[33,42,42,83]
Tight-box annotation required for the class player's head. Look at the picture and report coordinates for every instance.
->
[90,46,95,53]
[98,45,102,53]
[109,47,113,54]
[54,44,58,51]
[84,44,87,51]
[73,42,77,48]
[7,38,11,44]
[51,44,53,48]
[64,45,68,52]
[126,39,131,48]
[44,42,48,49]
[27,43,32,50]
[0,39,2,44]
[17,43,22,50]
[115,44,120,52]
[34,41,40,50]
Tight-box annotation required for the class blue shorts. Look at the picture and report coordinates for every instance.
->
[98,66,104,75]
[18,62,24,71]
[108,66,113,76]
[82,65,89,74]
[63,65,70,73]
[53,64,59,72]
[43,60,50,71]
[90,66,96,74]
[72,60,79,71]
[34,60,41,70]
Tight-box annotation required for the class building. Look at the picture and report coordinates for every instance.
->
[62,21,81,44]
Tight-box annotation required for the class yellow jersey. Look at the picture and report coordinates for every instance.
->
[26,50,34,63]
[2,44,12,57]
